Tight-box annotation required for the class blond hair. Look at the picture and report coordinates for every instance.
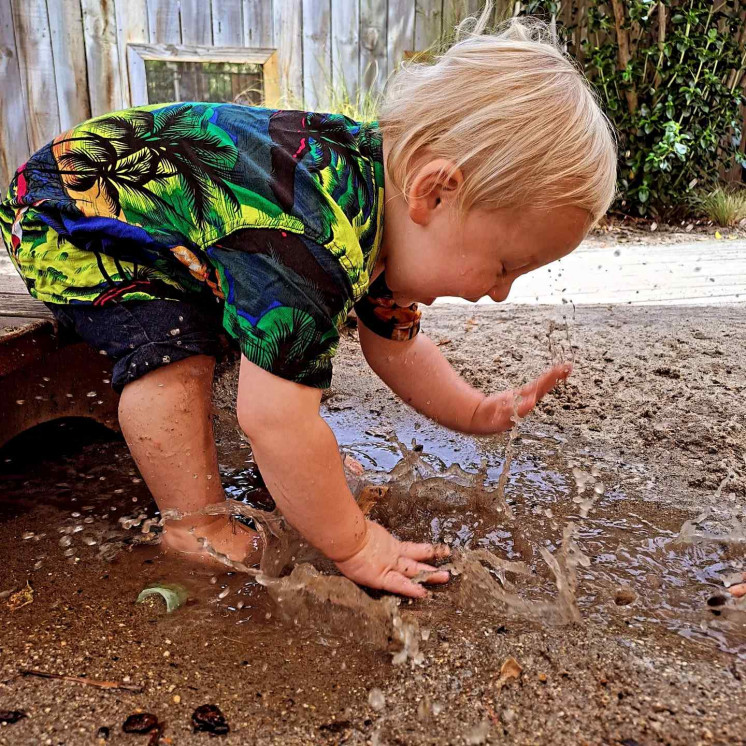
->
[379,8,617,223]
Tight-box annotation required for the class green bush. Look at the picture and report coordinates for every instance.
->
[514,1,746,217]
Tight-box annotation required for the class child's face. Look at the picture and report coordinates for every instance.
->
[381,155,591,306]
[384,201,590,307]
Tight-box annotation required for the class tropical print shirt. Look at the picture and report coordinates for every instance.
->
[0,103,421,388]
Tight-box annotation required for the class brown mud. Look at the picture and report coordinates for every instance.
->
[1,303,745,745]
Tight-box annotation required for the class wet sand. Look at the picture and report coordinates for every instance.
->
[1,302,745,745]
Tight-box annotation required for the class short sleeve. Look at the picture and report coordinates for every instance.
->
[354,271,421,342]
[206,228,354,388]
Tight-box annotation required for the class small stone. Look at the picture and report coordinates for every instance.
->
[192,704,229,735]
[96,725,110,740]
[615,588,637,606]
[368,687,386,712]
[173,695,181,704]
[0,710,26,725]
[465,719,490,745]
[122,713,159,733]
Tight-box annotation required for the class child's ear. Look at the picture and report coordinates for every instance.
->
[408,159,463,226]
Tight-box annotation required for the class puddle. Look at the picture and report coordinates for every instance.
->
[1,412,744,663]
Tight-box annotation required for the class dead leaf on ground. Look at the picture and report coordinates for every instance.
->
[357,485,390,516]
[465,317,480,332]
[7,582,33,611]
[494,656,523,691]
[436,338,452,347]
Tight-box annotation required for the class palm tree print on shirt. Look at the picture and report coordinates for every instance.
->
[50,105,241,227]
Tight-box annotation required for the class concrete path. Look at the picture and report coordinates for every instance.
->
[2,238,745,306]
[437,238,746,306]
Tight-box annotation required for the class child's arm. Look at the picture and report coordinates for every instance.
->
[359,323,571,434]
[236,356,450,597]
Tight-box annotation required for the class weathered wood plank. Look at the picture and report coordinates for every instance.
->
[331,0,360,100]
[387,0,414,73]
[0,292,53,319]
[10,0,61,150]
[273,0,304,104]
[212,0,244,46]
[181,0,214,45]
[128,43,274,63]
[47,0,91,131]
[243,0,274,47]
[0,0,30,187]
[414,0,443,51]
[115,0,149,108]
[127,44,149,105]
[262,50,280,105]
[82,0,125,114]
[147,0,181,43]
[360,0,388,93]
[302,0,331,109]
[441,0,476,40]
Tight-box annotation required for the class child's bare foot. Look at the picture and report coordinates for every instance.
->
[161,514,262,570]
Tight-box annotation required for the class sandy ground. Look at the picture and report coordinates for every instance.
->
[2,298,744,745]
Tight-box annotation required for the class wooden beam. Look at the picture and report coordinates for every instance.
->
[10,0,61,150]
[81,0,126,114]
[0,292,53,319]
[273,0,304,104]
[302,0,331,109]
[360,0,388,94]
[47,0,91,130]
[244,0,274,47]
[0,0,30,187]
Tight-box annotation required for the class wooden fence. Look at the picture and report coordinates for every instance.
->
[0,0,496,188]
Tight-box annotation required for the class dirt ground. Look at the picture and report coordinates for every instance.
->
[1,302,745,745]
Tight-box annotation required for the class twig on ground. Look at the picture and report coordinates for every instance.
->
[19,668,143,693]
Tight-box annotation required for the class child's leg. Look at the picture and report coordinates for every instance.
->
[118,354,260,564]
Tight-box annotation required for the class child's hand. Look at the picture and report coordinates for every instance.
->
[470,362,572,434]
[335,520,451,598]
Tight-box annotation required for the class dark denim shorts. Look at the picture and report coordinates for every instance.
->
[46,300,234,393]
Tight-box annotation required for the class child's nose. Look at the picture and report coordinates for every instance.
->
[489,280,513,303]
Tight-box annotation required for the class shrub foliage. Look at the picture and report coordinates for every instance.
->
[479,1,746,216]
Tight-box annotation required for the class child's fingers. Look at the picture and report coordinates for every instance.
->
[516,364,572,416]
[383,570,428,598]
[396,557,451,584]
[399,540,451,562]
[730,582,746,598]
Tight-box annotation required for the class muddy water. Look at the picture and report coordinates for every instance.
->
[2,412,745,667]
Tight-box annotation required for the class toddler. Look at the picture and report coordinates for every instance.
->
[0,15,616,598]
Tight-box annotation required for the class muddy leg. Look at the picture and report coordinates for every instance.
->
[117,355,260,565]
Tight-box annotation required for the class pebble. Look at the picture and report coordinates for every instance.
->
[192,704,229,735]
[615,588,638,606]
[368,687,386,712]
